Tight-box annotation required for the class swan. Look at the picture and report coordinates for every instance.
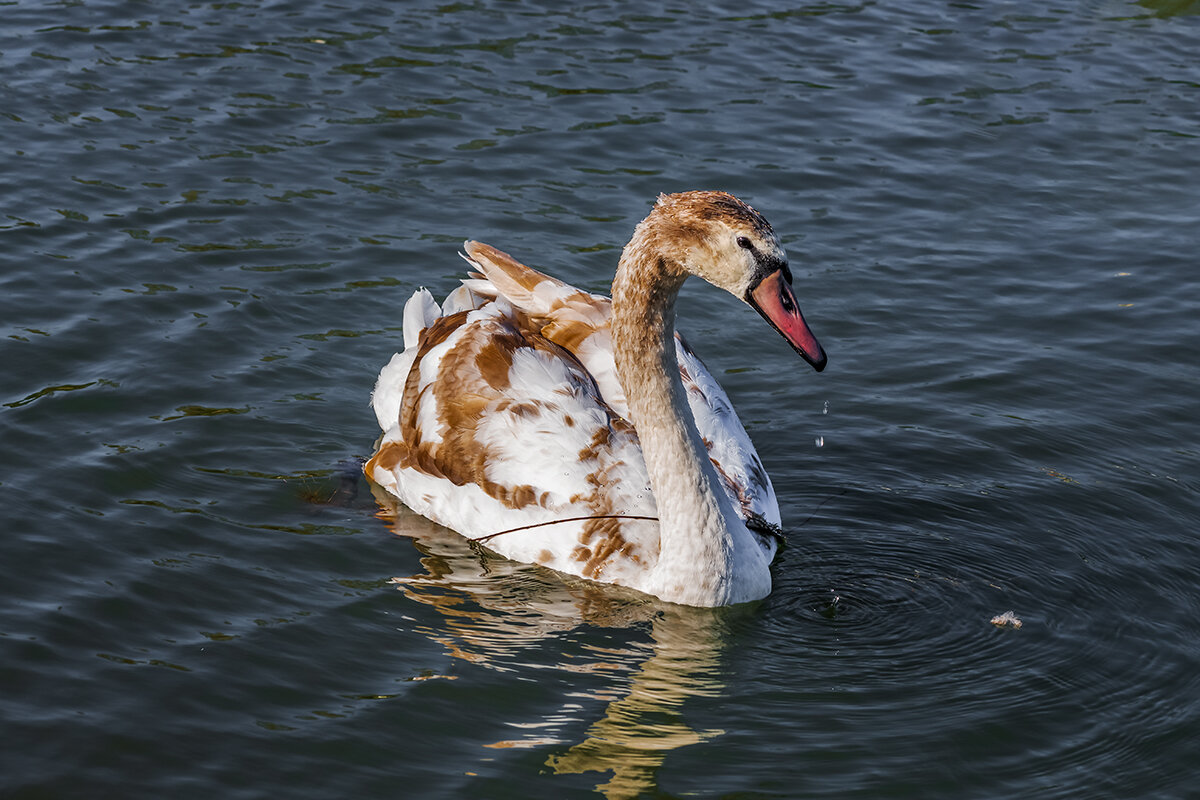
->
[367,191,826,607]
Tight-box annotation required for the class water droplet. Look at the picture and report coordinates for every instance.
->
[815,436,824,447]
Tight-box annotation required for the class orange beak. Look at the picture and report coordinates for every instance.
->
[747,268,827,372]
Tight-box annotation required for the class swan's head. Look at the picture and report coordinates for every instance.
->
[648,191,827,372]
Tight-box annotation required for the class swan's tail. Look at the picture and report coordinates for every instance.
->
[402,288,441,350]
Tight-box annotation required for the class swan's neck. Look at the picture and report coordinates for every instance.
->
[611,244,770,606]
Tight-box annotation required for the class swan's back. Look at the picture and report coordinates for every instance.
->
[460,242,780,533]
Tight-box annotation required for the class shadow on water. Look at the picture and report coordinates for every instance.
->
[369,481,739,800]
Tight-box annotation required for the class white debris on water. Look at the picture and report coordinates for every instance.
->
[990,610,1023,629]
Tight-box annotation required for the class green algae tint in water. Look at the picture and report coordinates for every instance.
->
[1,2,1198,798]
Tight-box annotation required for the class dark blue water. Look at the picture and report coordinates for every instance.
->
[2,1,1198,797]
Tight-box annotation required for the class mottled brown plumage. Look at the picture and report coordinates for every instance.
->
[368,191,825,606]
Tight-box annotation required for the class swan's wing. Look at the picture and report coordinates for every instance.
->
[460,241,628,416]
[368,296,661,588]
[676,335,782,536]
[456,241,781,534]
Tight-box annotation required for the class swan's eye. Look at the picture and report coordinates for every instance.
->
[736,236,753,250]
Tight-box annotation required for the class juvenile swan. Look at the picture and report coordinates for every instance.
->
[367,191,826,607]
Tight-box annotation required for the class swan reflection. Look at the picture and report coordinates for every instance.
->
[372,484,737,798]
[543,609,728,799]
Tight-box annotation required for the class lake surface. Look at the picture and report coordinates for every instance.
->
[2,1,1198,797]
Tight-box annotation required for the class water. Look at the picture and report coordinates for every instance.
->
[2,1,1198,797]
